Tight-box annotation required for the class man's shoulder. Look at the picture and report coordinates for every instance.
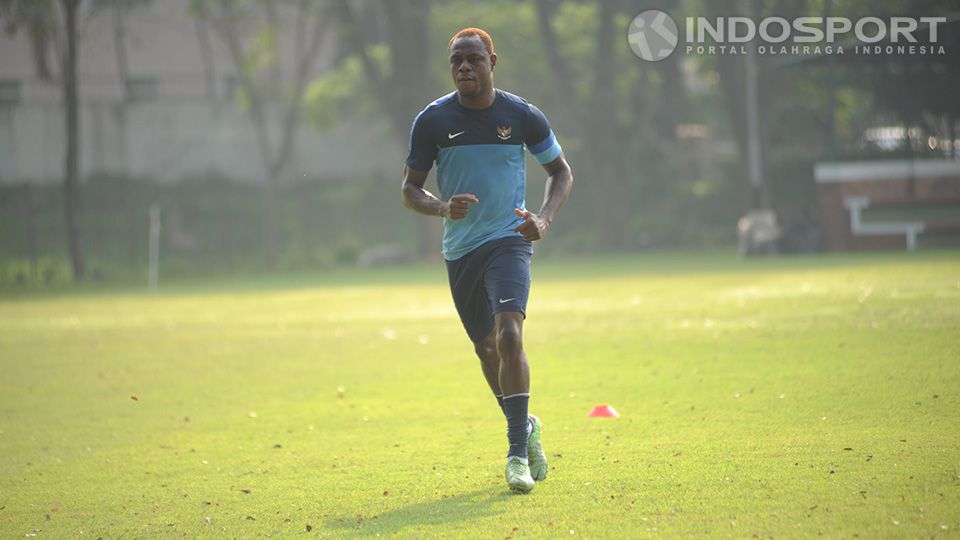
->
[495,89,535,113]
[416,92,458,120]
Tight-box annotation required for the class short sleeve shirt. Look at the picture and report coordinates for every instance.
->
[406,89,563,260]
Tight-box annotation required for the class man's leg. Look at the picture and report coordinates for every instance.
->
[495,312,529,396]
[495,311,540,492]
[492,309,545,479]
[475,325,538,443]
[495,311,530,458]
[474,329,503,407]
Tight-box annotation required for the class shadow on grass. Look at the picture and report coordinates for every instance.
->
[324,487,515,536]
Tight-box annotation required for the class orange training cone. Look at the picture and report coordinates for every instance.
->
[588,404,619,418]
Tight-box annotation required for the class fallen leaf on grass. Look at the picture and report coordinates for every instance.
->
[383,491,389,496]
[246,516,255,521]
[306,524,313,532]
[130,396,139,401]
[843,448,853,451]
[239,489,251,494]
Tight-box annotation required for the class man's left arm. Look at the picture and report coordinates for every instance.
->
[515,155,573,242]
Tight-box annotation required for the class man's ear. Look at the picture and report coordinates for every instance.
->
[490,53,497,71]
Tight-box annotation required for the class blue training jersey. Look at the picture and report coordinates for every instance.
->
[405,89,563,261]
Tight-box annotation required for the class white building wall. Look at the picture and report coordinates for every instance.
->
[0,0,402,185]
[0,102,400,184]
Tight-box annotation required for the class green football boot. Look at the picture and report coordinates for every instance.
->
[505,456,535,493]
[527,414,548,481]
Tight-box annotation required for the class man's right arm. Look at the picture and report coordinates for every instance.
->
[401,166,477,220]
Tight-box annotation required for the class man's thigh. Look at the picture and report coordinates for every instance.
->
[484,237,533,319]
[446,244,494,343]
[446,236,533,342]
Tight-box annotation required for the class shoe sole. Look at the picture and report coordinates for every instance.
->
[528,415,548,481]
[509,483,534,494]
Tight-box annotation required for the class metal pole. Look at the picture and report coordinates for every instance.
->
[148,203,160,290]
[743,0,764,209]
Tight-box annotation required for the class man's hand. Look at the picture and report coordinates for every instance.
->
[441,194,479,220]
[514,208,548,241]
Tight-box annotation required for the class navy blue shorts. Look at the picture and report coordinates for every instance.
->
[445,235,533,343]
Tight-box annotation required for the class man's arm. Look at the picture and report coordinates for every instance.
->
[515,154,573,241]
[401,165,478,220]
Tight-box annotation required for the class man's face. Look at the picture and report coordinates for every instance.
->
[449,36,496,98]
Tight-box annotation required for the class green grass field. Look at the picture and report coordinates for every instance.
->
[1,250,958,538]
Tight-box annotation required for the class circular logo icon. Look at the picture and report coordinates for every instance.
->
[628,10,679,61]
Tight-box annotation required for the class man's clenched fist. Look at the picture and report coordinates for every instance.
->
[442,194,479,220]
[514,208,549,241]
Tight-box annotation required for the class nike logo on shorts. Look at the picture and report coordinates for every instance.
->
[498,297,516,304]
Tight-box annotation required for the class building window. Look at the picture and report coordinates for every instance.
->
[0,80,22,105]
[125,77,159,101]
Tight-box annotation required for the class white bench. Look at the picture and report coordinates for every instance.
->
[842,196,925,251]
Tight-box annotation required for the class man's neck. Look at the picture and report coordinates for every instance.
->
[458,87,496,110]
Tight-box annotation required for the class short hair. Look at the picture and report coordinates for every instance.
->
[448,27,495,55]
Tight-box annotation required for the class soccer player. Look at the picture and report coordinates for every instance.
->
[401,27,573,493]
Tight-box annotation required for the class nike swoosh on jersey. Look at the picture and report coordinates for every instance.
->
[498,297,516,304]
[448,131,465,139]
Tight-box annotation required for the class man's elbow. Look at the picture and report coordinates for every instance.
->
[400,182,411,208]
[561,165,574,190]
[401,181,416,209]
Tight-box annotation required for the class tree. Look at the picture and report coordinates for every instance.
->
[534,0,691,249]
[334,0,438,257]
[61,0,83,279]
[0,0,86,279]
[200,0,334,268]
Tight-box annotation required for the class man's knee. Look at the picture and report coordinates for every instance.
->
[474,332,497,363]
[495,317,523,359]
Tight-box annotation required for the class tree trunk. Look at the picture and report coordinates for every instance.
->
[193,8,217,101]
[213,0,333,269]
[336,0,440,259]
[380,1,437,260]
[62,0,85,280]
[112,4,130,100]
[591,0,627,249]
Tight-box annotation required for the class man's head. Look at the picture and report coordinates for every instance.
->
[448,28,497,99]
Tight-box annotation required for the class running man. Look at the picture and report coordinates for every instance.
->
[401,27,573,493]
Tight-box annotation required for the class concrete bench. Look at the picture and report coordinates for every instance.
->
[842,196,925,250]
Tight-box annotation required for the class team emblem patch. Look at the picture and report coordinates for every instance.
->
[497,125,512,140]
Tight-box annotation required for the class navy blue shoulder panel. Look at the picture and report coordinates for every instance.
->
[406,89,557,171]
[406,92,457,171]
[430,89,530,149]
